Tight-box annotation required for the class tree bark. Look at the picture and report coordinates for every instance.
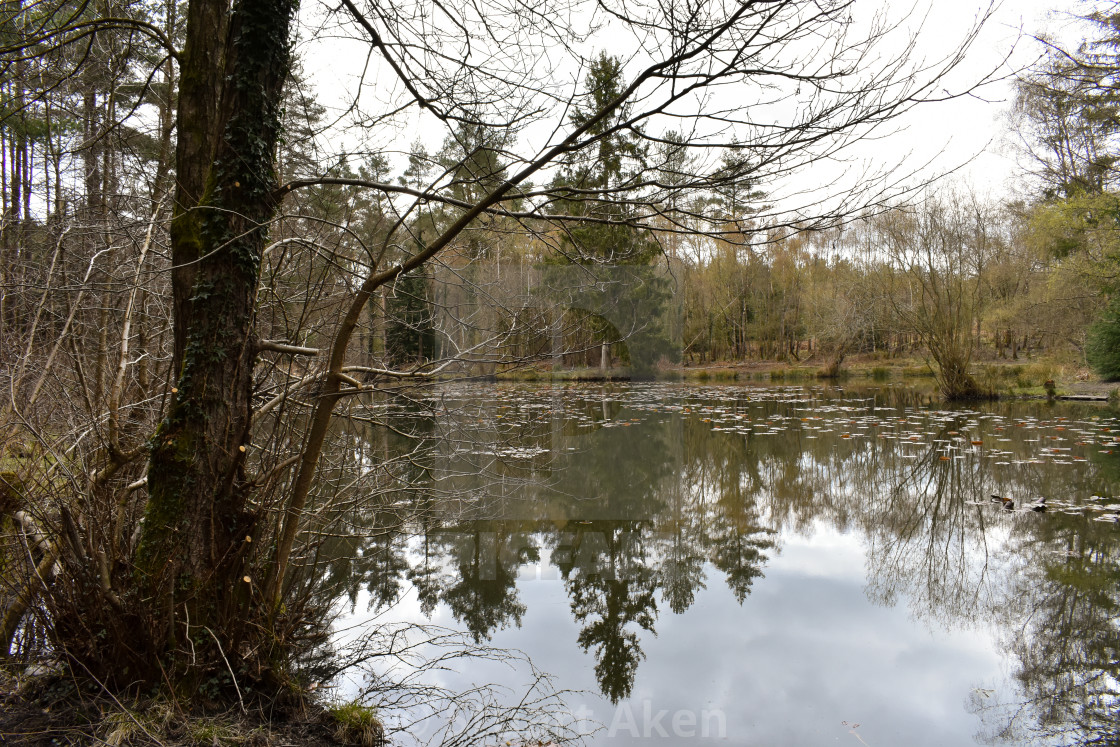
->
[137,0,297,683]
[168,0,231,374]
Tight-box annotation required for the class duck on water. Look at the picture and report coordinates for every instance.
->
[989,495,1047,512]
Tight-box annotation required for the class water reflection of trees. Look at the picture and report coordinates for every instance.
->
[310,384,1120,739]
[676,416,775,603]
[560,522,657,703]
[971,510,1120,746]
[440,525,539,642]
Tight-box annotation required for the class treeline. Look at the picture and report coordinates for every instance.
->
[1,3,1113,403]
[676,193,1100,374]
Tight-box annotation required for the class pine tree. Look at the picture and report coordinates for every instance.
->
[386,269,435,366]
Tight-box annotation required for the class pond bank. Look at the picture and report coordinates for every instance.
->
[493,355,1119,401]
[0,670,377,747]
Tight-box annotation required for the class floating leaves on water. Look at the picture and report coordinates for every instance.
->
[367,381,1120,531]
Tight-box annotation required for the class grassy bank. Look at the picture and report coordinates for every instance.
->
[666,354,1117,400]
[494,366,634,382]
[0,668,384,746]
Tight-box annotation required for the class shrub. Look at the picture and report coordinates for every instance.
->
[329,702,385,747]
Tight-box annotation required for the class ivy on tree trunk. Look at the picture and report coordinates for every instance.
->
[135,0,298,688]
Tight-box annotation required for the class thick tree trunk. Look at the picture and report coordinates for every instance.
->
[135,0,297,687]
[168,0,232,374]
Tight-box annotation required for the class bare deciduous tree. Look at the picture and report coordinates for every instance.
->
[0,0,1002,708]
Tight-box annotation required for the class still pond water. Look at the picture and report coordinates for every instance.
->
[329,383,1120,746]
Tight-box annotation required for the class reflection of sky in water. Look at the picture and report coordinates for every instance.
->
[541,527,1001,746]
[330,385,1118,746]
[343,524,1025,746]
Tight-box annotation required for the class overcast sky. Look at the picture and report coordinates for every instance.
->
[300,0,1092,207]
[887,0,1085,195]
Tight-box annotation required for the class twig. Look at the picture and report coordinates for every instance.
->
[205,628,247,714]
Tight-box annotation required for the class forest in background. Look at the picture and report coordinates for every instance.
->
[4,4,1120,403]
[1,0,1119,741]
